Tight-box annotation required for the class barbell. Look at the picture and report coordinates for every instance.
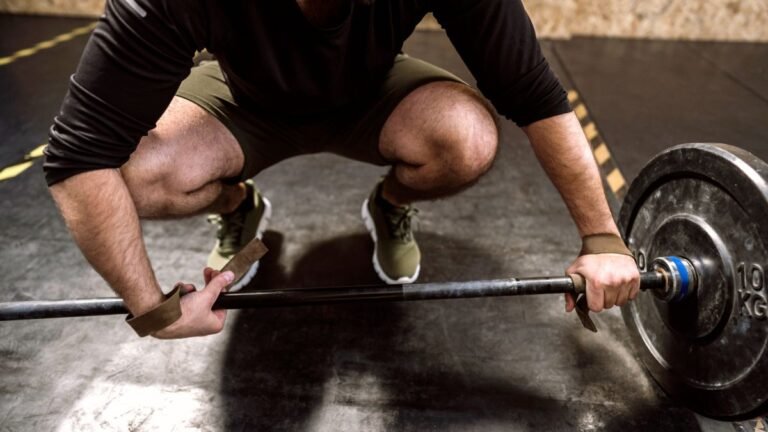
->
[0,143,765,419]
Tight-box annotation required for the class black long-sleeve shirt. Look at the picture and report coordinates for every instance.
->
[43,0,570,186]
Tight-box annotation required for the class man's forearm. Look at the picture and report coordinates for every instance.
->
[49,169,164,315]
[522,112,619,237]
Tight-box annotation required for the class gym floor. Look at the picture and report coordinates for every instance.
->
[1,13,766,432]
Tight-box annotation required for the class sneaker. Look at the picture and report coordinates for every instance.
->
[207,180,272,291]
[361,182,421,284]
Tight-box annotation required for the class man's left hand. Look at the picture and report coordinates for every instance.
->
[565,254,640,313]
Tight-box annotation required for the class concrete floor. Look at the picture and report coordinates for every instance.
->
[0,13,767,432]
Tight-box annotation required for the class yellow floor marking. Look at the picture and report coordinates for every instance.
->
[606,168,626,193]
[0,161,34,181]
[583,122,598,141]
[567,90,579,104]
[0,143,48,183]
[35,40,57,50]
[13,48,38,58]
[593,143,611,165]
[53,33,76,43]
[569,88,627,199]
[28,144,47,159]
[574,104,588,120]
[71,26,94,35]
[0,22,96,68]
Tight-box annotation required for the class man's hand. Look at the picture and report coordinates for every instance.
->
[522,113,641,314]
[152,268,233,339]
[565,254,640,313]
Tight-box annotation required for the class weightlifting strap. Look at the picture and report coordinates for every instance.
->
[126,286,182,337]
[580,233,632,257]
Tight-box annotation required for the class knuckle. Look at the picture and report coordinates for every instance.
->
[597,275,614,287]
[589,298,603,312]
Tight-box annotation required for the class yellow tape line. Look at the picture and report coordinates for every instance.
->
[569,90,628,198]
[0,22,96,67]
[574,104,588,120]
[13,48,38,58]
[35,40,57,50]
[0,23,91,179]
[593,143,611,165]
[0,162,35,182]
[606,168,626,193]
[28,144,47,159]
[567,90,579,104]
[0,144,48,183]
[583,122,598,141]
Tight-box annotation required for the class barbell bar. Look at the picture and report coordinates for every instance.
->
[0,257,687,321]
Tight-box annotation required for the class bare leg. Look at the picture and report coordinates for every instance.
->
[121,97,246,218]
[378,81,499,206]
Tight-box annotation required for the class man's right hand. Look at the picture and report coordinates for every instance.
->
[152,268,233,339]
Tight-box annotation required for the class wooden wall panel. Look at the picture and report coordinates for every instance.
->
[2,0,766,42]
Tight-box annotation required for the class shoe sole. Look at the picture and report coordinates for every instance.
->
[228,197,272,292]
[361,199,420,285]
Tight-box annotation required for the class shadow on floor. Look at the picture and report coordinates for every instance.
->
[218,230,700,431]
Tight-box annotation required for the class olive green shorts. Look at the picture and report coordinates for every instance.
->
[175,54,467,180]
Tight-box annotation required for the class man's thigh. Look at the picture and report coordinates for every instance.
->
[175,61,309,181]
[327,54,475,165]
[123,96,243,195]
[172,57,476,179]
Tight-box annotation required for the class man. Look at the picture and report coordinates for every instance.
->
[44,0,640,339]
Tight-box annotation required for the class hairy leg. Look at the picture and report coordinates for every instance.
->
[121,97,246,218]
[378,81,499,206]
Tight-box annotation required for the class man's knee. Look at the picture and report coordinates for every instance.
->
[121,133,197,215]
[428,83,499,182]
[445,121,498,182]
[120,97,245,217]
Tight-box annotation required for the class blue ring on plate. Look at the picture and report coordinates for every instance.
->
[667,256,690,301]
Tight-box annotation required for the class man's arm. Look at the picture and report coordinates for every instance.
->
[432,0,639,312]
[522,113,617,237]
[51,169,233,338]
[44,0,231,337]
[523,112,640,312]
[51,169,163,315]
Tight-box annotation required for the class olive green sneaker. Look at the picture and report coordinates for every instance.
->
[207,180,272,291]
[361,183,421,284]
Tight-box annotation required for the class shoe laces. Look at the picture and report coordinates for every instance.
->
[207,210,246,253]
[385,206,419,241]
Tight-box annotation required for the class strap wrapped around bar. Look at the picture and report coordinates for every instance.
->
[221,239,269,288]
[580,233,632,257]
[569,274,586,294]
[126,287,182,337]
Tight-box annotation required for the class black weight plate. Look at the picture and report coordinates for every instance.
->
[619,143,768,418]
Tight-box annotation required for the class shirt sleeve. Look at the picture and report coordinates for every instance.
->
[430,0,571,127]
[43,0,206,186]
